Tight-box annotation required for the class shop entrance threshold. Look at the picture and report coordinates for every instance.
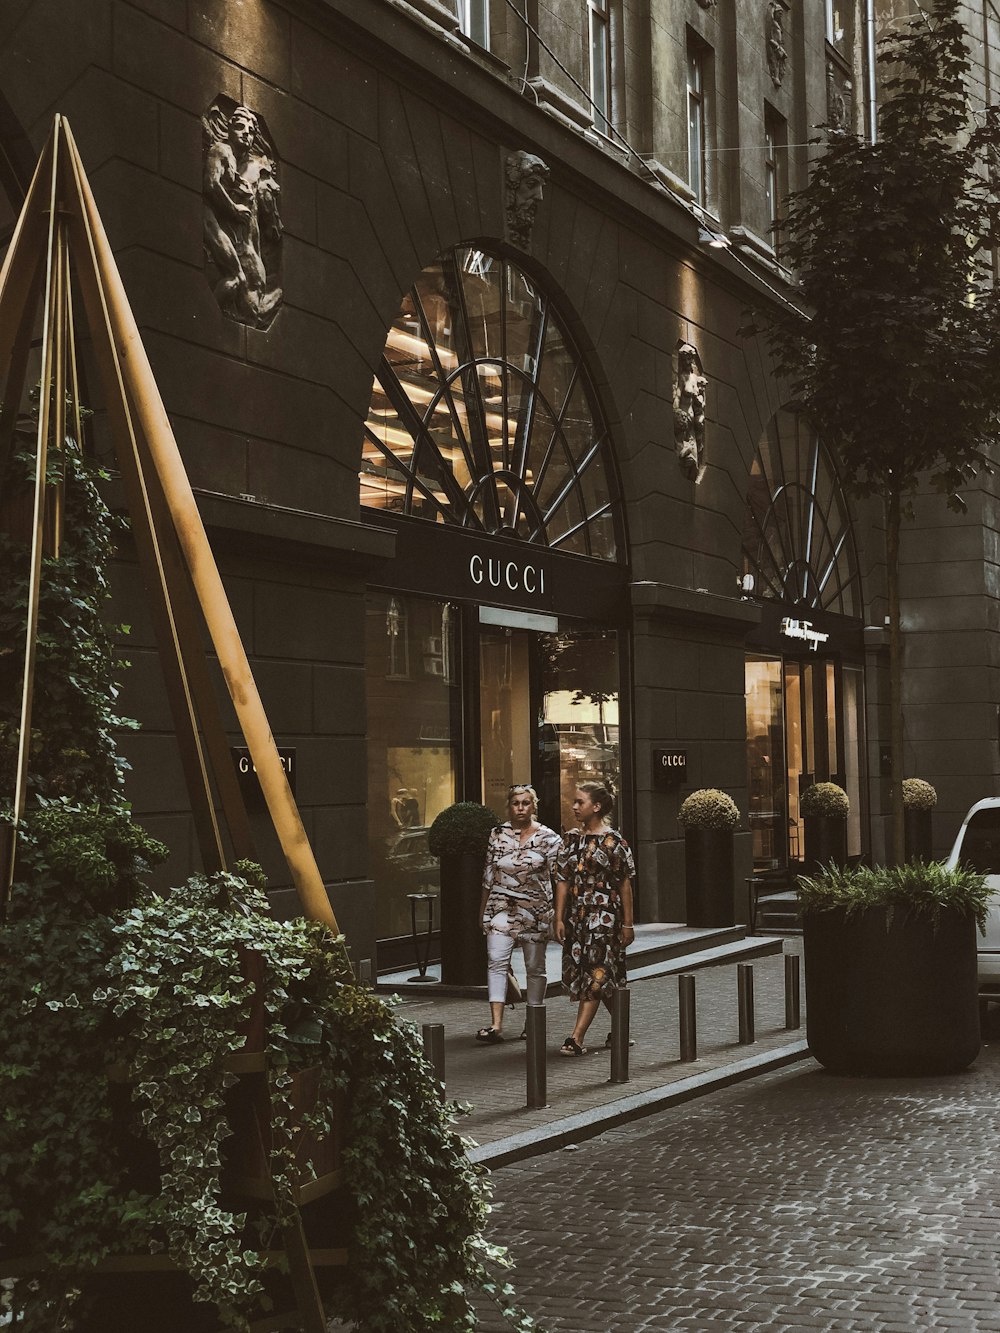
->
[375,923,782,999]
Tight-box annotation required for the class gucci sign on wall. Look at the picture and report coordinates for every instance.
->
[468,553,547,597]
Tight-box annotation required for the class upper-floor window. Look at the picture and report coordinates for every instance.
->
[589,0,612,136]
[764,106,788,257]
[825,0,846,53]
[459,0,489,49]
[687,34,713,208]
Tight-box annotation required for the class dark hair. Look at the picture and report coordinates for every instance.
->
[577,780,615,820]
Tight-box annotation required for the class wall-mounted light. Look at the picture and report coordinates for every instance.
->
[697,226,731,249]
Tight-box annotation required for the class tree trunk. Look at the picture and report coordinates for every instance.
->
[886,490,905,865]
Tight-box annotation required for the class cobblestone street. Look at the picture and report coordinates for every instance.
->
[476,1037,1000,1332]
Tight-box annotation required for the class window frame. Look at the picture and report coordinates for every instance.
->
[589,0,613,138]
[459,0,490,50]
[686,32,712,209]
[764,105,788,258]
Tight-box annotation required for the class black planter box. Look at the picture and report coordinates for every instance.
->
[684,827,735,928]
[803,904,980,1075]
[438,852,488,985]
[803,814,847,872]
[904,807,934,862]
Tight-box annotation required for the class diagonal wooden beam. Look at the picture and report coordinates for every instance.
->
[61,121,337,930]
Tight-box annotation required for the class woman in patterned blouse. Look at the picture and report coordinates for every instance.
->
[554,780,636,1056]
[476,784,563,1044]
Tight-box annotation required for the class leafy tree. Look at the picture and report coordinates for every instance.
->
[765,0,1000,861]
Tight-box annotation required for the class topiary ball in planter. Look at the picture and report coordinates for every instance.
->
[903,778,937,861]
[428,802,499,986]
[678,789,740,928]
[800,782,849,870]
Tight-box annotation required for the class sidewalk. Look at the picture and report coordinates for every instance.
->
[386,933,808,1167]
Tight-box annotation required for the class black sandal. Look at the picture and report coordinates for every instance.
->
[476,1026,505,1044]
[559,1036,586,1057]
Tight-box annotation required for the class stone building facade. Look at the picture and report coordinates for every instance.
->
[1,0,998,967]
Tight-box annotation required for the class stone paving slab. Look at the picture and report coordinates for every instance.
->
[389,937,807,1156]
[473,1031,1000,1332]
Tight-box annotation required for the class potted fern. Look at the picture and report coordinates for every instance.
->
[903,778,937,861]
[800,781,849,871]
[678,789,740,927]
[428,801,499,985]
[800,861,989,1075]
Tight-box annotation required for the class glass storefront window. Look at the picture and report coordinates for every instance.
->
[746,657,785,867]
[365,591,461,940]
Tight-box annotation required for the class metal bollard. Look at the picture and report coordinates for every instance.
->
[609,987,631,1084]
[357,957,373,989]
[421,1023,445,1094]
[784,954,801,1030]
[525,1004,547,1109]
[738,963,755,1045]
[679,973,697,1062]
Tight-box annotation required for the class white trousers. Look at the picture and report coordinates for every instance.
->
[486,924,548,1006]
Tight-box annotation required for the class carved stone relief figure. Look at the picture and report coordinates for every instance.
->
[826,63,851,131]
[674,341,708,484]
[767,2,788,87]
[202,96,282,328]
[504,150,550,250]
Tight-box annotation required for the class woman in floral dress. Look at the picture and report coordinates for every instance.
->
[554,781,635,1055]
[476,784,563,1044]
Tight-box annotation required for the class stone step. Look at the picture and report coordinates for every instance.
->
[628,934,784,982]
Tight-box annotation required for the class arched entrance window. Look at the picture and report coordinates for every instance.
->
[741,409,859,614]
[741,410,867,876]
[361,245,624,561]
[360,247,630,949]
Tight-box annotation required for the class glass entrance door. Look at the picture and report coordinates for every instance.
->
[479,624,622,833]
[480,627,533,816]
[746,653,866,869]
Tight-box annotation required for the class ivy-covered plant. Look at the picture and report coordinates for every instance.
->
[428,801,500,857]
[678,789,740,831]
[798,860,991,930]
[800,782,849,820]
[0,410,539,1331]
[0,424,136,802]
[903,778,937,811]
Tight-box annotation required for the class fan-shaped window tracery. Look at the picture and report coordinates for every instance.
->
[361,246,622,561]
[742,410,860,618]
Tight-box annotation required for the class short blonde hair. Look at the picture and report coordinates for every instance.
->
[507,783,538,814]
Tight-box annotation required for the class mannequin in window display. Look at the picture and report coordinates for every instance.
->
[475,785,562,1044]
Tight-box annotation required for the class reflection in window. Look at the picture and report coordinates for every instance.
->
[459,0,489,48]
[366,592,461,940]
[537,629,620,832]
[957,808,1000,875]
[746,657,785,867]
[742,410,861,617]
[362,246,623,562]
[589,0,612,137]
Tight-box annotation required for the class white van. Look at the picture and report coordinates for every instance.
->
[944,798,1000,987]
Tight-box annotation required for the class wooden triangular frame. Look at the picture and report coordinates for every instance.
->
[0,115,338,937]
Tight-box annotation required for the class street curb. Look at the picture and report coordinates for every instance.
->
[466,1039,812,1169]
